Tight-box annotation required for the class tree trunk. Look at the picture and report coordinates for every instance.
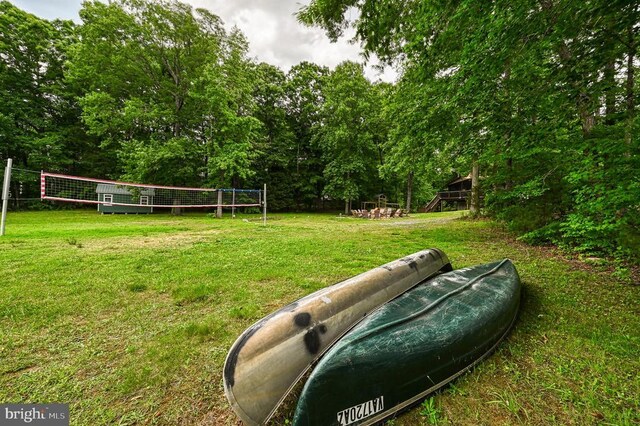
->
[171,199,182,216]
[173,96,183,137]
[604,58,616,126]
[470,160,480,215]
[406,171,414,213]
[505,157,513,191]
[503,63,513,191]
[344,198,350,215]
[626,23,636,146]
[558,41,595,136]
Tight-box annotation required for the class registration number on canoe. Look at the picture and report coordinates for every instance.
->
[337,396,384,425]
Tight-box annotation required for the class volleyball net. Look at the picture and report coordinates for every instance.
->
[40,172,262,209]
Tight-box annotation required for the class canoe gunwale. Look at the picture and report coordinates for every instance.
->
[350,259,510,345]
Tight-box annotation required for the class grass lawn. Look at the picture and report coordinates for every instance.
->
[0,210,638,425]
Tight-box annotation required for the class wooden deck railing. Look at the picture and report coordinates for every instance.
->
[438,190,471,200]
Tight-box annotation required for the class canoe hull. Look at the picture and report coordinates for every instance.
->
[293,260,521,426]
[223,249,452,425]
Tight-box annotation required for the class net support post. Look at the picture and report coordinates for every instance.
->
[262,184,267,226]
[1,158,13,236]
[232,189,236,218]
[217,190,223,218]
[40,171,45,199]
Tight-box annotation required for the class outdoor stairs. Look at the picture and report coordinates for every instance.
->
[424,190,474,212]
[424,194,442,213]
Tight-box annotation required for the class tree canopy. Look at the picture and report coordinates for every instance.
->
[300,0,639,262]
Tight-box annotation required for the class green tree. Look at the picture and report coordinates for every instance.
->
[200,29,262,187]
[381,68,460,212]
[285,61,330,210]
[248,62,296,210]
[68,0,257,186]
[0,2,93,174]
[315,61,378,214]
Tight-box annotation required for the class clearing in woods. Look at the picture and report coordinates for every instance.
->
[0,210,637,425]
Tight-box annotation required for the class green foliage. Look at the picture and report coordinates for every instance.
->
[519,222,563,246]
[314,61,382,210]
[201,29,264,186]
[381,68,465,210]
[70,0,233,184]
[118,137,205,186]
[248,63,296,210]
[487,389,528,422]
[302,0,639,263]
[419,397,442,425]
[282,62,330,210]
[557,122,640,262]
[0,1,95,174]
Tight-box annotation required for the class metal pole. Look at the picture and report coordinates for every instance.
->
[263,184,267,226]
[232,189,236,218]
[1,158,13,236]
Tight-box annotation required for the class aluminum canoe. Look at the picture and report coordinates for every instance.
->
[223,248,452,425]
[292,259,521,426]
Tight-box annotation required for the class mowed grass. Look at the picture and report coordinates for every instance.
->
[0,210,638,426]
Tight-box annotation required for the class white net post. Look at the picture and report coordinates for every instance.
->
[1,158,12,236]
[232,189,236,218]
[263,184,267,226]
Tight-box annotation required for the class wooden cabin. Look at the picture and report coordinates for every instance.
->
[422,175,472,212]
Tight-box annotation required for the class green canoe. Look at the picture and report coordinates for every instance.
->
[293,259,521,426]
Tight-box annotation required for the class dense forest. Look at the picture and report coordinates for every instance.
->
[0,0,638,263]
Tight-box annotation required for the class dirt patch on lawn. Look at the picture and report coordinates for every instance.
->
[81,229,222,251]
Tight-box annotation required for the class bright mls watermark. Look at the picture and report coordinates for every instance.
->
[1,404,68,425]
